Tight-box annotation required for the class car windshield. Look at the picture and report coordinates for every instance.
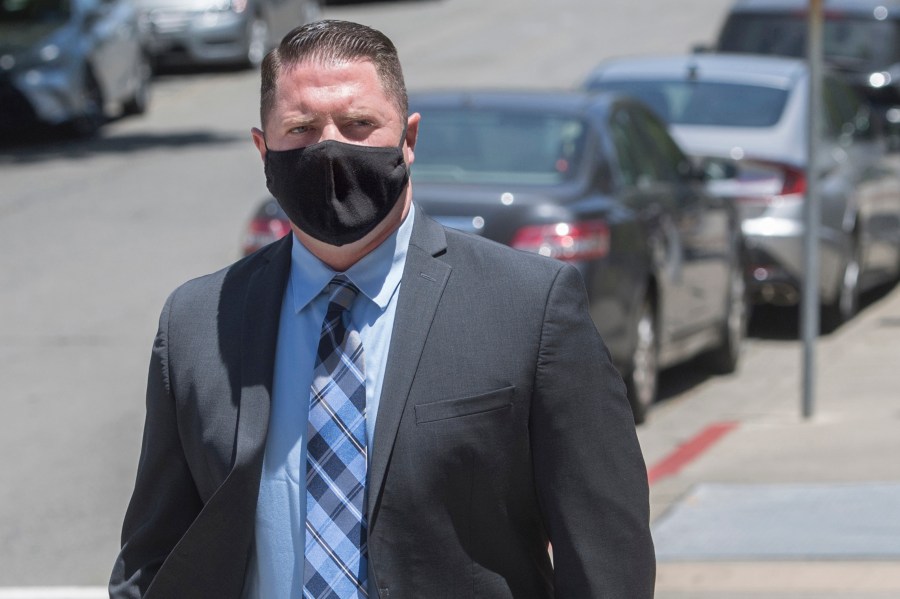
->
[411,108,587,185]
[719,14,900,72]
[590,80,789,127]
[0,0,70,22]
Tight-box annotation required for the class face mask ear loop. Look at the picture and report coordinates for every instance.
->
[398,120,409,149]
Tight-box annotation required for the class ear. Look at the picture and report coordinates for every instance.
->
[404,112,421,166]
[251,127,267,161]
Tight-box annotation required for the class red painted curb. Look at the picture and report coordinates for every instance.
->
[647,421,739,485]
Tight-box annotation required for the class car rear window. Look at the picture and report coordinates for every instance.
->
[411,108,587,185]
[718,13,900,72]
[588,80,790,127]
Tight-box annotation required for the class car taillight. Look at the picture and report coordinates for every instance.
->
[733,160,807,203]
[242,217,291,255]
[511,220,610,261]
[779,165,806,195]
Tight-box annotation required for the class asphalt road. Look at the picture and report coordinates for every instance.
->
[0,0,737,586]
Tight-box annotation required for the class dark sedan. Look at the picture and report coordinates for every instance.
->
[242,90,747,422]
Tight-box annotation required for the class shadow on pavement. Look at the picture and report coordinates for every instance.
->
[325,0,439,5]
[0,128,245,164]
[654,278,899,405]
[749,280,899,340]
[151,62,252,78]
[657,359,713,403]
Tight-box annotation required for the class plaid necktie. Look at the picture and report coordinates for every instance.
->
[304,276,368,598]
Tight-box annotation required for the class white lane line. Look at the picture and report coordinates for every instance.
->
[0,589,106,599]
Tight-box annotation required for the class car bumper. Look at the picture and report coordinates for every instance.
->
[742,216,845,306]
[141,10,248,65]
[0,68,82,128]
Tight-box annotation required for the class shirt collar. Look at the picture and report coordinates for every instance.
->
[288,203,416,313]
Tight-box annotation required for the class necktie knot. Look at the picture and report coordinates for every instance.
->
[327,275,360,312]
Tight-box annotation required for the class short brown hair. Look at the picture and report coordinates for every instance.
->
[259,20,408,128]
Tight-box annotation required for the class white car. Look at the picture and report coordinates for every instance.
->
[714,0,900,129]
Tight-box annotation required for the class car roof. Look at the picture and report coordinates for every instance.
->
[727,0,900,18]
[408,89,623,117]
[585,53,808,89]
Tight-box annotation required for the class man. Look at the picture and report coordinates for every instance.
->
[110,19,655,599]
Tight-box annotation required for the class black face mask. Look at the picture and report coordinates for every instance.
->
[263,128,409,247]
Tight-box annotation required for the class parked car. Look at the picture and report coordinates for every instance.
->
[0,0,151,136]
[242,90,748,422]
[711,0,900,141]
[583,53,900,331]
[135,0,321,69]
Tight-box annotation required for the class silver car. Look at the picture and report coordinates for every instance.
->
[136,0,321,68]
[584,53,900,330]
[0,0,151,136]
[714,0,900,125]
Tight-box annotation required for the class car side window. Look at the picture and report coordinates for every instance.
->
[609,109,644,187]
[610,107,664,188]
[632,106,691,183]
[823,77,873,144]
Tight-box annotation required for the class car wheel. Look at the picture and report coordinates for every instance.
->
[822,238,860,333]
[246,16,269,69]
[123,52,152,116]
[704,257,747,374]
[625,299,658,424]
[68,69,105,137]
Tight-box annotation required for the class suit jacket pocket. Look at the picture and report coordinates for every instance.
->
[414,386,514,424]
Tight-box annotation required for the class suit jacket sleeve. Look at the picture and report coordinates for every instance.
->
[531,263,656,597]
[109,290,204,598]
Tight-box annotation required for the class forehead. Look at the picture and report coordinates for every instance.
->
[273,58,389,107]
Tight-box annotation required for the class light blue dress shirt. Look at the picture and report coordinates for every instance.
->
[243,204,415,599]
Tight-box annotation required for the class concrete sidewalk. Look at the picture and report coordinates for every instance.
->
[639,283,900,597]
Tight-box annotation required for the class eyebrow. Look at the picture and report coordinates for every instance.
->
[339,110,382,123]
[278,110,381,127]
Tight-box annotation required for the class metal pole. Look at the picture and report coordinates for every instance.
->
[802,0,823,419]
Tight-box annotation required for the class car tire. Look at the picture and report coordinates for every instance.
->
[68,69,105,137]
[246,16,269,69]
[625,298,658,424]
[822,237,860,333]
[123,53,152,116]
[703,255,747,374]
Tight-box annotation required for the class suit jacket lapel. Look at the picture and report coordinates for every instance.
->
[146,237,291,599]
[203,235,290,535]
[368,210,450,527]
[234,235,291,476]
[202,235,290,588]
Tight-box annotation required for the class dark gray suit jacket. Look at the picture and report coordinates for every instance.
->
[110,207,655,598]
